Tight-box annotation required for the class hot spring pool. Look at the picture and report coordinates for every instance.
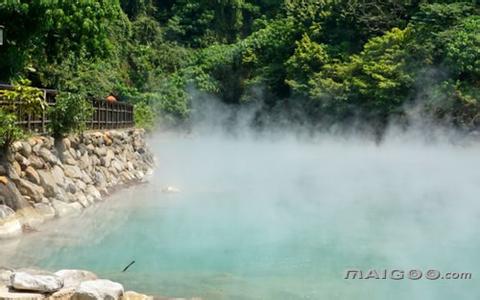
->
[2,133,480,299]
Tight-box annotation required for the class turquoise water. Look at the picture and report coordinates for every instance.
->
[2,134,480,299]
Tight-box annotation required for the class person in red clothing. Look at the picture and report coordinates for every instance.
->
[106,94,117,103]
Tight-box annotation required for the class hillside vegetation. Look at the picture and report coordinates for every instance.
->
[1,1,480,132]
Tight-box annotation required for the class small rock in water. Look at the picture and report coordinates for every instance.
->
[161,186,181,194]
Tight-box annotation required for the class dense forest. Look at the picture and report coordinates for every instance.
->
[1,0,480,133]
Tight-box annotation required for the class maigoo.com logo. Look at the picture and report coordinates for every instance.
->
[344,269,472,280]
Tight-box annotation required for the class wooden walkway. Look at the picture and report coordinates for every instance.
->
[0,84,134,134]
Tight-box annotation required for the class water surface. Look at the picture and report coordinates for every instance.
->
[2,133,480,299]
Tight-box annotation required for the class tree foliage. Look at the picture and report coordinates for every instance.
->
[1,0,480,131]
[48,92,94,138]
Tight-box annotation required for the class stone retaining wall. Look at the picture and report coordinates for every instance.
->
[0,129,154,238]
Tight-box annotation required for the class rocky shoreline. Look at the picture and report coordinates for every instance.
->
[0,267,156,300]
[0,128,154,238]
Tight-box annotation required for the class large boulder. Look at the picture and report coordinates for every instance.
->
[73,280,124,300]
[11,271,63,293]
[54,270,97,289]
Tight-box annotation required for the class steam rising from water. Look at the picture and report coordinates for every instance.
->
[2,97,480,299]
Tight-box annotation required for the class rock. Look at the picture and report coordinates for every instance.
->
[62,151,77,165]
[43,137,54,149]
[111,160,124,173]
[11,141,23,152]
[121,291,153,300]
[33,203,56,220]
[72,280,123,300]
[29,156,45,169]
[0,290,45,299]
[15,179,44,202]
[51,200,82,217]
[16,207,45,229]
[0,216,22,239]
[0,179,29,210]
[38,148,58,165]
[11,271,63,293]
[86,144,95,154]
[85,186,101,202]
[119,172,133,182]
[75,180,87,192]
[32,144,42,156]
[25,167,41,185]
[53,188,70,202]
[0,165,6,176]
[103,135,113,146]
[54,270,97,289]
[49,287,76,300]
[11,161,22,177]
[69,148,78,160]
[51,166,66,186]
[76,193,90,208]
[66,182,77,194]
[62,138,71,150]
[37,170,60,197]
[93,172,106,189]
[79,154,91,171]
[27,137,40,147]
[14,153,30,170]
[20,141,32,157]
[94,147,107,157]
[0,205,22,239]
[0,268,13,287]
[63,165,83,180]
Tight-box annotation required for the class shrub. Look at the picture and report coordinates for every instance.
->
[134,102,156,131]
[0,111,24,151]
[48,92,94,138]
[0,78,47,118]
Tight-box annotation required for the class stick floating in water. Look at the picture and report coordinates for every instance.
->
[122,260,136,272]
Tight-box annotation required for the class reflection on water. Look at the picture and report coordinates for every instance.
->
[1,133,480,299]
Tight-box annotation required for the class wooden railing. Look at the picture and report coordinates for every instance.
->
[0,84,134,134]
